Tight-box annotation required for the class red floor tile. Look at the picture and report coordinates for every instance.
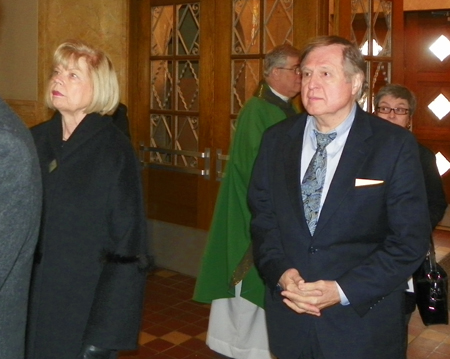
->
[120,227,450,359]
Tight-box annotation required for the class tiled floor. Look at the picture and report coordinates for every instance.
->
[119,229,450,359]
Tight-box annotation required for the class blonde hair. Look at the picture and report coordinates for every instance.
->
[46,39,119,115]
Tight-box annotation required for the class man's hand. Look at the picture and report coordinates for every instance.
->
[278,269,341,316]
[278,268,322,316]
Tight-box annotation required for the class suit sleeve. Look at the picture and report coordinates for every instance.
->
[338,133,431,316]
[0,129,40,291]
[83,147,150,350]
[248,129,293,293]
[419,145,447,229]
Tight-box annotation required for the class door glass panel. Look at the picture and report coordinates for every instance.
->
[429,35,450,62]
[372,0,391,56]
[177,60,199,111]
[231,0,294,134]
[264,0,294,52]
[436,152,450,176]
[350,0,393,111]
[233,0,260,54]
[232,59,260,114]
[151,60,173,110]
[428,94,450,120]
[150,3,200,168]
[151,6,174,56]
[150,114,173,150]
[177,4,200,55]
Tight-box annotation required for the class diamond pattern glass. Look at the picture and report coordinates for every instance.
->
[232,59,260,115]
[233,0,260,55]
[428,94,450,120]
[151,60,173,110]
[150,4,200,168]
[429,35,450,62]
[264,0,294,52]
[150,114,173,151]
[177,61,199,111]
[436,152,450,176]
[351,0,392,56]
[177,4,200,56]
[231,0,293,135]
[372,0,391,56]
[151,6,174,56]
[349,0,393,112]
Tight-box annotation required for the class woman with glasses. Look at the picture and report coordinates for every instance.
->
[374,83,447,330]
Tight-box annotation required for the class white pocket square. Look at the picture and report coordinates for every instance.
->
[355,178,384,187]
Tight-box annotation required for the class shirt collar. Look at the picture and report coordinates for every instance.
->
[268,85,290,103]
[306,103,357,152]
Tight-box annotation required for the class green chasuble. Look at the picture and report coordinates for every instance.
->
[193,81,298,308]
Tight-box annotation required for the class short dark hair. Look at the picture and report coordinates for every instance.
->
[374,84,417,116]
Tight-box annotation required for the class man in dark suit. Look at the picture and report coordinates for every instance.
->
[248,35,431,359]
[0,98,42,359]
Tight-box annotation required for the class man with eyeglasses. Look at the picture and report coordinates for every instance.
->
[375,83,447,331]
[194,44,301,359]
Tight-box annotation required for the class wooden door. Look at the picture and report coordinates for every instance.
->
[129,0,328,231]
[404,11,450,203]
[130,0,218,230]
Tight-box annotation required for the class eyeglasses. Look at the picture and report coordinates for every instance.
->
[376,107,409,115]
[277,66,301,75]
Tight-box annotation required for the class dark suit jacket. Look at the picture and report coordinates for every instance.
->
[248,105,431,359]
[418,143,447,228]
[0,99,41,359]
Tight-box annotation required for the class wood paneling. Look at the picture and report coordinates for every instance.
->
[4,99,44,128]
[405,11,450,202]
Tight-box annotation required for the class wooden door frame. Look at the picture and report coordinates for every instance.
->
[128,0,338,230]
[333,0,404,86]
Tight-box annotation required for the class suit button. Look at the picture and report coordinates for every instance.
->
[308,247,318,254]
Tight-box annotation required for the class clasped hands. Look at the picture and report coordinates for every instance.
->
[278,268,341,316]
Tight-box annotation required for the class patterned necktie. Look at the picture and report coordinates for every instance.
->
[302,130,337,234]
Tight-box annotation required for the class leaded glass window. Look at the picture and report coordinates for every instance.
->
[150,3,200,168]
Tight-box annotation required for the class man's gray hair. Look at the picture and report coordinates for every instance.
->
[263,44,301,78]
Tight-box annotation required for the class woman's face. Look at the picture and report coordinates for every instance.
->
[49,56,93,117]
[375,94,411,129]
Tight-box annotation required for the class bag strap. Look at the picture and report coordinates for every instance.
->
[428,236,438,271]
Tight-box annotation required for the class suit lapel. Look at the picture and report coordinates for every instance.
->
[313,107,373,237]
[283,114,308,228]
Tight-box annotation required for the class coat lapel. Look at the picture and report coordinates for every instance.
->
[43,112,114,174]
[313,107,373,236]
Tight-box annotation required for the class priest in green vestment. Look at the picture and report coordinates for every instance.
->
[193,44,302,359]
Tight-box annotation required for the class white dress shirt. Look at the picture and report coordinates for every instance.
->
[300,104,357,305]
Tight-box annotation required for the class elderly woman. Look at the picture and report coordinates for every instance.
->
[26,40,149,359]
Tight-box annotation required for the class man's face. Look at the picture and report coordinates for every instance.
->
[375,95,411,129]
[271,56,302,98]
[301,44,360,123]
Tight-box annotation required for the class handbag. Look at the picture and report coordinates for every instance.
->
[413,238,449,326]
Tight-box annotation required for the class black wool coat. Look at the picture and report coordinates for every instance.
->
[26,112,149,359]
